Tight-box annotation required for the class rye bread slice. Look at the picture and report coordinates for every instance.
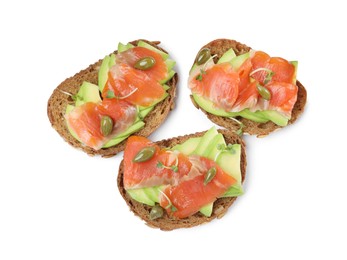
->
[117,129,246,231]
[47,40,178,157]
[190,39,307,137]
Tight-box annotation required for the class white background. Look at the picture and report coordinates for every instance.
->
[1,0,346,259]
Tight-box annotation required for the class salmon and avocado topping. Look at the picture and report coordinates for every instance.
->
[64,41,176,150]
[123,127,243,219]
[189,47,298,128]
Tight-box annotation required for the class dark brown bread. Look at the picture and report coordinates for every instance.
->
[117,129,246,231]
[47,40,178,157]
[190,39,307,137]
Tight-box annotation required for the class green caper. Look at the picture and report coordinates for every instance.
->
[100,116,113,136]
[149,204,164,220]
[204,167,217,185]
[134,56,156,70]
[257,84,272,101]
[196,48,211,65]
[133,146,156,163]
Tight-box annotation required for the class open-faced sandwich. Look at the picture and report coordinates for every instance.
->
[189,39,307,137]
[48,40,177,157]
[118,127,246,230]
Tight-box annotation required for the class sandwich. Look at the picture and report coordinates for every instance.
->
[188,39,307,137]
[47,40,177,157]
[117,127,246,230]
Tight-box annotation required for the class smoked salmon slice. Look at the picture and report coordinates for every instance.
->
[251,51,295,84]
[102,63,166,107]
[232,58,259,112]
[123,136,192,189]
[65,99,137,150]
[116,46,168,82]
[160,157,236,219]
[189,63,239,110]
[250,51,298,116]
[102,46,168,107]
[266,82,298,117]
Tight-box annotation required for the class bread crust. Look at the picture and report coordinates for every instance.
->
[117,129,246,231]
[190,39,307,137]
[47,40,178,157]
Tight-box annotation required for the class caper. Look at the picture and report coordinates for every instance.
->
[134,56,156,70]
[204,167,217,185]
[133,146,156,163]
[149,204,164,220]
[257,84,272,101]
[100,116,113,136]
[196,48,211,65]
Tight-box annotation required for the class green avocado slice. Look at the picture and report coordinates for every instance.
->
[165,59,176,71]
[137,40,169,60]
[127,189,155,206]
[102,120,145,148]
[230,52,250,70]
[160,70,175,84]
[171,137,200,155]
[192,94,237,117]
[118,42,134,53]
[258,110,289,126]
[199,203,213,217]
[193,126,218,155]
[218,48,236,64]
[75,82,101,106]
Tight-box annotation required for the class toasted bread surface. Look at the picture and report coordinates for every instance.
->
[117,129,246,231]
[190,39,307,137]
[47,40,177,157]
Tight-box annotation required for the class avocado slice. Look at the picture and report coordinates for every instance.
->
[216,144,242,184]
[98,53,117,92]
[137,92,169,119]
[109,53,116,67]
[138,106,153,119]
[222,183,243,197]
[159,70,176,84]
[163,84,170,91]
[205,133,224,159]
[192,94,238,117]
[172,137,201,155]
[193,126,218,155]
[291,61,298,85]
[230,52,250,70]
[65,104,74,115]
[126,186,164,207]
[98,54,116,92]
[102,120,145,148]
[143,186,164,203]
[238,109,268,123]
[217,48,236,64]
[259,110,289,126]
[75,81,101,106]
[137,40,169,60]
[193,92,288,126]
[127,189,155,206]
[165,59,176,71]
[118,42,134,53]
[200,203,213,217]
[98,56,110,92]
